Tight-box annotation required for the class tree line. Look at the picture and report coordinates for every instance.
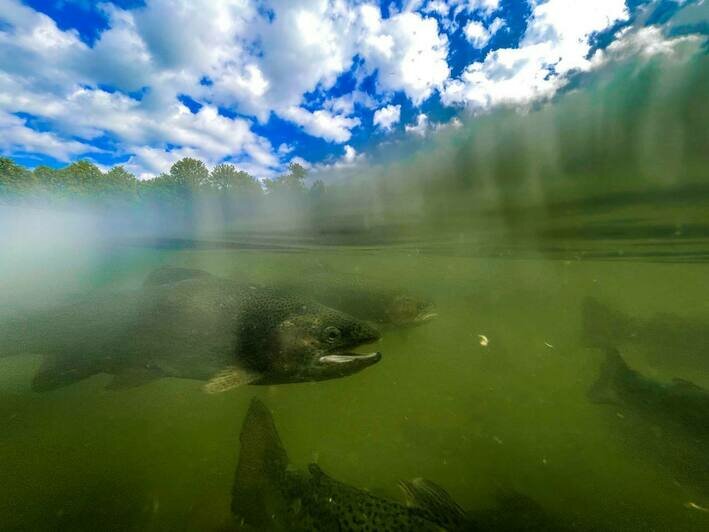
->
[0,156,330,229]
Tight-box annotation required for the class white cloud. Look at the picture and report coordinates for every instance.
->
[0,0,285,178]
[308,142,365,174]
[0,111,97,161]
[210,1,360,122]
[359,5,450,104]
[451,0,501,17]
[277,143,294,156]
[444,0,629,109]
[591,25,702,64]
[463,20,490,48]
[434,116,463,131]
[373,104,402,131]
[405,113,429,136]
[282,106,360,143]
[4,0,694,179]
[343,145,357,163]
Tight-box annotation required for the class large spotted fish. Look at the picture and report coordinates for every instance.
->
[0,268,381,392]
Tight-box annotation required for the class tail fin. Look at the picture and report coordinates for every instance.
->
[399,478,467,530]
[587,347,629,404]
[232,397,289,530]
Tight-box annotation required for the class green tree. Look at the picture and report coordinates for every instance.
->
[102,166,138,204]
[0,157,35,200]
[309,179,325,200]
[54,160,104,198]
[169,157,209,190]
[209,163,261,195]
[264,162,308,195]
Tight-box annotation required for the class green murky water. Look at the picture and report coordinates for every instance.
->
[1,208,708,531]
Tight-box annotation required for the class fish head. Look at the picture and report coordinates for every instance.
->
[267,306,382,383]
[384,294,437,326]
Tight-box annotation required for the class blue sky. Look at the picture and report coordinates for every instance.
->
[0,0,704,179]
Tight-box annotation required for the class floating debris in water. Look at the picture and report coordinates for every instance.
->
[544,342,554,349]
[684,502,709,513]
[478,335,489,347]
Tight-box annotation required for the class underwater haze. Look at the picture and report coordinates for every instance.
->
[2,4,709,532]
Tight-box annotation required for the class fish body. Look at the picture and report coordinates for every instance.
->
[589,348,709,443]
[589,348,709,495]
[277,272,436,327]
[2,268,382,391]
[232,398,465,531]
[232,399,568,531]
[582,297,709,373]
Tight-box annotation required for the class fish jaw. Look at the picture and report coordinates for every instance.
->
[316,351,382,378]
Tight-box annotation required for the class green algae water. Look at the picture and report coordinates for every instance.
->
[1,34,708,532]
[2,219,709,531]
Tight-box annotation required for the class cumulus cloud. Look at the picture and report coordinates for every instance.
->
[0,111,97,161]
[359,5,450,104]
[373,104,402,131]
[282,106,360,143]
[0,0,701,178]
[405,113,429,136]
[591,25,702,64]
[443,0,629,109]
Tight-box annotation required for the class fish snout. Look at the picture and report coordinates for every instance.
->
[315,351,382,379]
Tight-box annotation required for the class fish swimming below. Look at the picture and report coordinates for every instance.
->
[230,397,567,531]
[588,347,709,494]
[274,271,437,327]
[588,347,709,443]
[582,297,709,373]
[0,268,382,392]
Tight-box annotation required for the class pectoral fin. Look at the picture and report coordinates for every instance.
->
[203,365,261,394]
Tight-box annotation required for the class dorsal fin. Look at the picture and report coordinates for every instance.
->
[232,398,290,529]
[398,478,467,528]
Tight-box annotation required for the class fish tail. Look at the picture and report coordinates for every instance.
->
[232,397,290,530]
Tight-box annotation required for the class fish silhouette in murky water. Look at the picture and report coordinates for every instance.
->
[1,268,381,392]
[588,347,709,444]
[231,397,566,531]
[582,297,709,373]
[588,347,709,494]
[277,272,437,327]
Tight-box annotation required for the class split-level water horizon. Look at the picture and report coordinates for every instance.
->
[1,2,708,531]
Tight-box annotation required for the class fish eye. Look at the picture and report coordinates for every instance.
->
[324,326,341,343]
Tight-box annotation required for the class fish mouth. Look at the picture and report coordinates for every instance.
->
[318,351,382,365]
[313,350,382,379]
[414,310,438,323]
